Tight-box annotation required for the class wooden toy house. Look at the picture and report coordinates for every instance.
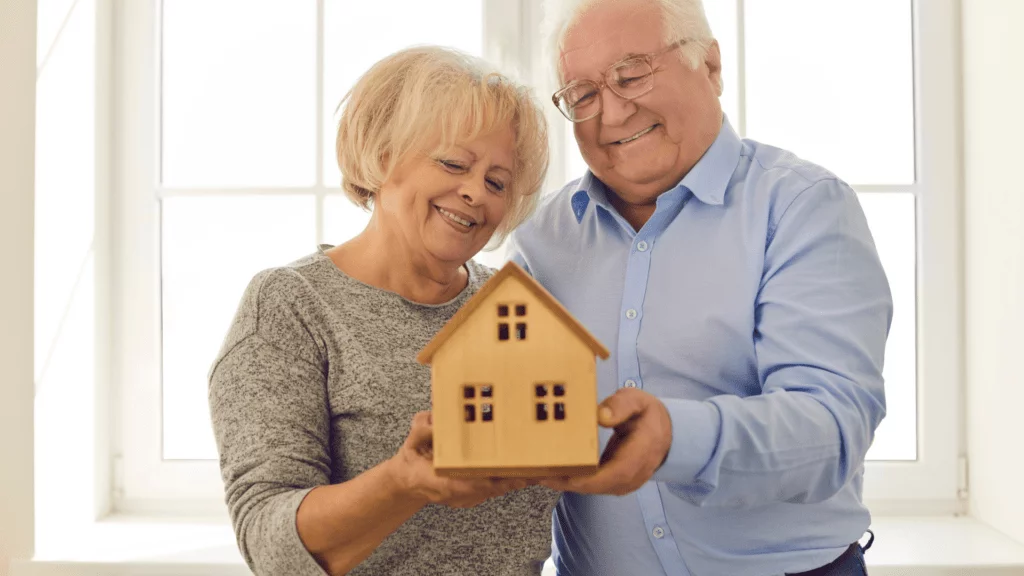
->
[417,262,609,477]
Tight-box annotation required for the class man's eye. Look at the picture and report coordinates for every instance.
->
[571,92,596,108]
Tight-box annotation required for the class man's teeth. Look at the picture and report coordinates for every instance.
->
[617,125,656,144]
[438,207,474,227]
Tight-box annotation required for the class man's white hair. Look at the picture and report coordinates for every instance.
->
[543,0,717,84]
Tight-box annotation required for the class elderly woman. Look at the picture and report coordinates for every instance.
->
[208,46,556,576]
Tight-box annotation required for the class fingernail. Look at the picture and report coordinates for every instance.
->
[599,407,613,422]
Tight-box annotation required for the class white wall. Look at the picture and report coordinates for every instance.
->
[963,0,1024,546]
[0,0,38,573]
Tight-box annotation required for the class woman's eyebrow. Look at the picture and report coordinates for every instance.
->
[490,164,513,177]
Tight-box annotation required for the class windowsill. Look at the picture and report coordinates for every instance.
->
[10,515,1024,576]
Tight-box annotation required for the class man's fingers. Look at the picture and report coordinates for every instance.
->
[598,389,646,428]
[540,477,573,491]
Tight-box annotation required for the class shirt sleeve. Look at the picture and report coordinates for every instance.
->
[651,179,892,508]
[209,270,333,576]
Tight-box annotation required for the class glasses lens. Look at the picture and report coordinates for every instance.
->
[558,81,600,121]
[609,58,654,98]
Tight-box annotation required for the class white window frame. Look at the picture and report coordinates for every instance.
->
[112,0,962,515]
[855,0,963,514]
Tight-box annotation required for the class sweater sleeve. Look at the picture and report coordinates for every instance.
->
[209,269,333,576]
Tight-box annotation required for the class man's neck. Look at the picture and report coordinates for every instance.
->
[607,194,658,231]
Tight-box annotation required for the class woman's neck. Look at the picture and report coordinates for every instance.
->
[327,221,468,305]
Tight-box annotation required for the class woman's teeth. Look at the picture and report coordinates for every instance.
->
[617,125,657,144]
[437,207,474,227]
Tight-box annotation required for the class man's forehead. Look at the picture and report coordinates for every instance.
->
[559,1,663,78]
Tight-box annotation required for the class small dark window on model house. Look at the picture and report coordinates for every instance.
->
[535,383,566,421]
[515,323,527,340]
[498,304,527,341]
[464,385,494,423]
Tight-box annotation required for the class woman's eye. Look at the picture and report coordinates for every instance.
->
[487,179,506,193]
[440,160,466,171]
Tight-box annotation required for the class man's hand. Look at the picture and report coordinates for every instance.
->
[541,388,672,496]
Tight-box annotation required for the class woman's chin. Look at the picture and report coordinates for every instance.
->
[423,242,479,267]
[422,229,488,265]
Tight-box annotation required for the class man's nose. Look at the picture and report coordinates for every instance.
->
[600,85,636,126]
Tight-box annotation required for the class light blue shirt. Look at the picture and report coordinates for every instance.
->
[507,119,892,576]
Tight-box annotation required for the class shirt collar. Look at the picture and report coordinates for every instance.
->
[569,116,742,223]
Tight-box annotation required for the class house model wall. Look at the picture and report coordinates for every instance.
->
[418,262,609,477]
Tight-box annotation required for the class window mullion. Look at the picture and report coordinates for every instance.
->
[316,0,325,246]
[735,0,747,137]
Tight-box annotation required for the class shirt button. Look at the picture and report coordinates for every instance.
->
[625,309,638,320]
[652,526,665,539]
[636,241,649,252]
[624,379,637,388]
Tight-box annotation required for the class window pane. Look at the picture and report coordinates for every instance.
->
[859,192,917,461]
[702,0,739,126]
[744,1,914,185]
[162,196,316,459]
[35,0,95,379]
[565,128,588,182]
[36,0,78,67]
[162,1,317,187]
[323,194,371,246]
[323,0,483,185]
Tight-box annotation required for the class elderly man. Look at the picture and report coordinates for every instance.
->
[508,0,892,574]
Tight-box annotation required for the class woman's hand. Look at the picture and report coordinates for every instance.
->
[388,411,531,508]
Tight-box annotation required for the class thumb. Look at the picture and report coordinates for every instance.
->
[597,391,643,428]
[405,411,434,450]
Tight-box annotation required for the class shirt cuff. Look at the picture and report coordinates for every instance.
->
[650,398,721,484]
[285,488,332,576]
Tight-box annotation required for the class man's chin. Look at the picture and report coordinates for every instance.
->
[603,166,679,194]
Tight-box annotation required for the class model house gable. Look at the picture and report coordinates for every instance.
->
[417,261,609,365]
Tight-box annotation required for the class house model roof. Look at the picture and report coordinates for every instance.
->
[416,261,610,364]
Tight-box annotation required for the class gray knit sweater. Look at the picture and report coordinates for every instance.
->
[209,246,559,576]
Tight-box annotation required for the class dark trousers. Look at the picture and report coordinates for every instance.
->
[786,531,874,576]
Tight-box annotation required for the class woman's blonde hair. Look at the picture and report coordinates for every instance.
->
[335,46,549,244]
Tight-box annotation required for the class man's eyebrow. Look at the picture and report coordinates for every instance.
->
[617,52,647,61]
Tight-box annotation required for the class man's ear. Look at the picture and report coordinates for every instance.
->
[705,39,723,97]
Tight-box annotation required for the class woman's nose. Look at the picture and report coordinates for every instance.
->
[460,179,485,205]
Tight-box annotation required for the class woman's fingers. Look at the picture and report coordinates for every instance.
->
[403,411,434,454]
[401,412,535,507]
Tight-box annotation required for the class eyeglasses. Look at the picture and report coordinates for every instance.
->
[551,40,688,123]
